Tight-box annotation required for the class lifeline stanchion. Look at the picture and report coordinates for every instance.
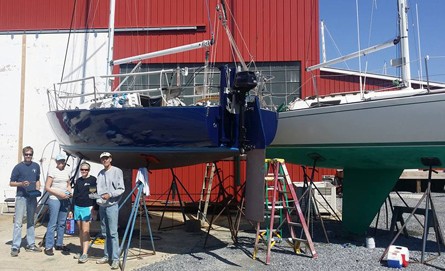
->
[119,180,156,271]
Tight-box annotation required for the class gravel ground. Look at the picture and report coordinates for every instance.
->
[136,191,445,271]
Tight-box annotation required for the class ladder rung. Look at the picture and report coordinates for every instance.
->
[287,221,302,227]
[289,237,309,243]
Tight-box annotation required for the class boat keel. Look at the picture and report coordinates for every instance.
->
[342,168,404,235]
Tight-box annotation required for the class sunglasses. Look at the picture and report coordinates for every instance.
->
[80,168,90,171]
[24,153,33,157]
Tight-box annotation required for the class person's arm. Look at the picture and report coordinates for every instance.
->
[102,169,125,200]
[110,169,125,197]
[36,180,41,191]
[10,180,29,188]
[66,179,72,196]
[45,176,70,199]
[10,166,29,187]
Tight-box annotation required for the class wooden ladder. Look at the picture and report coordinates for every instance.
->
[197,162,216,226]
[253,158,318,264]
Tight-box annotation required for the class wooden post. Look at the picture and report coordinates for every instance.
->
[17,34,26,162]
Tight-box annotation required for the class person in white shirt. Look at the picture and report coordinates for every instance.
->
[44,153,72,256]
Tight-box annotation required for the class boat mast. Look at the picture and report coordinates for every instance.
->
[399,0,412,88]
[106,0,116,91]
[320,20,327,63]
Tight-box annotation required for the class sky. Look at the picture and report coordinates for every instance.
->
[319,0,445,83]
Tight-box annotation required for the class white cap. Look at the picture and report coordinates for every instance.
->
[100,152,112,158]
[55,153,67,161]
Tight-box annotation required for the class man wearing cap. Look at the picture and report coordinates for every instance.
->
[95,152,125,269]
[9,146,42,257]
[44,153,72,256]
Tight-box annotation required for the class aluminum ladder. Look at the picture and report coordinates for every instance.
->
[197,162,216,226]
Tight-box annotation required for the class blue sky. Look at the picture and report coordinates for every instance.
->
[319,0,445,83]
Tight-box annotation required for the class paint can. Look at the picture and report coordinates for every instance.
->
[365,237,375,249]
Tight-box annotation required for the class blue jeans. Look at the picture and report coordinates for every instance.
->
[45,198,69,249]
[12,196,37,250]
[99,204,119,261]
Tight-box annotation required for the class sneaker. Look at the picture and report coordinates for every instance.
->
[73,253,81,259]
[111,260,120,270]
[25,245,42,252]
[10,248,19,257]
[96,256,109,264]
[78,254,88,263]
[44,248,54,256]
[55,245,70,252]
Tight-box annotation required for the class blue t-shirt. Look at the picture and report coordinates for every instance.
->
[10,161,41,197]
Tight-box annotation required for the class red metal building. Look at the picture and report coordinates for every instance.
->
[0,0,388,203]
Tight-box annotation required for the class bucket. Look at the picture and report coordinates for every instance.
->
[65,218,75,235]
[365,237,375,249]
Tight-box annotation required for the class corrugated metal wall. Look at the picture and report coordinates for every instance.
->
[1,0,338,202]
[312,70,402,96]
[138,161,335,204]
[0,0,320,81]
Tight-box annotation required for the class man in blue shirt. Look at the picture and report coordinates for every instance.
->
[9,146,42,257]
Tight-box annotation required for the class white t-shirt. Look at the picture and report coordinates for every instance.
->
[47,167,70,200]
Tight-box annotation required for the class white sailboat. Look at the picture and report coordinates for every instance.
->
[267,0,445,235]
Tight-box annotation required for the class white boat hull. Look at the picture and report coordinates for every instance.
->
[269,91,445,169]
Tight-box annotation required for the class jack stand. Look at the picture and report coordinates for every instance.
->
[299,153,334,243]
[203,167,239,247]
[380,157,444,265]
[373,195,394,237]
[119,180,156,271]
[158,168,194,230]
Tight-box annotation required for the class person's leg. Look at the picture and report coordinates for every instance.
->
[99,206,109,260]
[106,204,120,261]
[45,199,60,250]
[76,220,83,251]
[55,199,68,247]
[25,197,37,246]
[81,220,90,255]
[12,196,26,250]
[77,208,91,263]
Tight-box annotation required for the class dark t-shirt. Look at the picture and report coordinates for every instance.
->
[73,175,97,207]
[10,161,40,197]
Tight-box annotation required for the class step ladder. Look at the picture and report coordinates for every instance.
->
[197,162,216,226]
[253,158,318,264]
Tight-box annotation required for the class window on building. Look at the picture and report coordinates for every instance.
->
[120,61,301,108]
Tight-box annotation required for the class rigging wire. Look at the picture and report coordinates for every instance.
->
[60,0,78,82]
[220,1,254,65]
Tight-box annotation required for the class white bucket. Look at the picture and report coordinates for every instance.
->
[365,237,375,249]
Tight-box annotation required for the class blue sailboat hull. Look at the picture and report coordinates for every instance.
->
[47,105,277,169]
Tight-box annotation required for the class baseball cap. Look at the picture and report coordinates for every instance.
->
[100,152,112,158]
[55,153,67,161]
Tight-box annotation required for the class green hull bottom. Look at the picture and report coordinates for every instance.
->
[267,145,445,235]
[342,168,403,235]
